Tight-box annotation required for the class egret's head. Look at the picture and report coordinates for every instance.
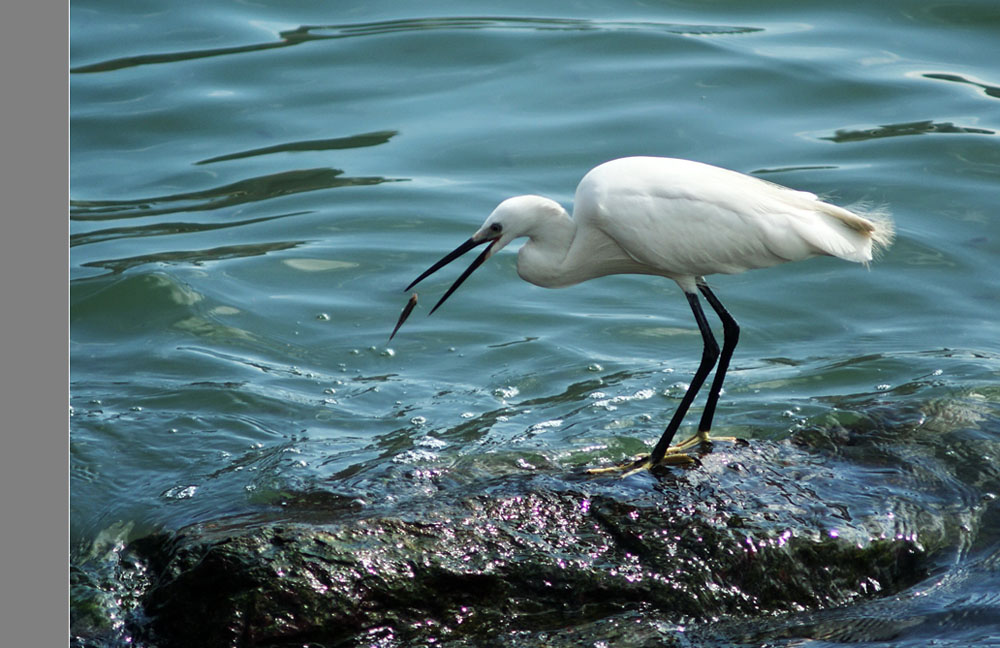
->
[473,195,566,258]
[402,195,565,317]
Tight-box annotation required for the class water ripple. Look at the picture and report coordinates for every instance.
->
[80,240,303,276]
[70,168,404,221]
[70,212,299,248]
[822,119,995,143]
[923,72,1000,99]
[71,17,762,74]
[195,130,398,166]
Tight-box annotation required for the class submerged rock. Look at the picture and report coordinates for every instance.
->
[123,436,938,648]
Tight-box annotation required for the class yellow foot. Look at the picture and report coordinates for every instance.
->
[668,429,747,453]
[586,430,747,477]
[586,451,696,477]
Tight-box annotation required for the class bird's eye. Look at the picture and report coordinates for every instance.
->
[490,223,502,233]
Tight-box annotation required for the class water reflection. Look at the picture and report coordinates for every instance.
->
[923,72,1000,100]
[195,130,398,165]
[70,167,405,220]
[822,120,994,143]
[71,17,762,74]
[70,212,301,248]
[81,240,303,275]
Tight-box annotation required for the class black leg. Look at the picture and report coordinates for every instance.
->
[648,291,719,464]
[696,284,739,434]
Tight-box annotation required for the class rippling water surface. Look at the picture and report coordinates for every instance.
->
[71,1,1000,645]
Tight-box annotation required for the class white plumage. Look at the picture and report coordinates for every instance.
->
[403,156,894,473]
[477,157,893,292]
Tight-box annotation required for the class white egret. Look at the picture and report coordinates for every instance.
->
[402,157,894,474]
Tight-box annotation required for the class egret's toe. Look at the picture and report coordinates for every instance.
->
[586,451,696,477]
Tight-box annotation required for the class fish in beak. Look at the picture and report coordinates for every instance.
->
[405,233,500,314]
[388,225,503,340]
[387,232,500,340]
[388,293,418,342]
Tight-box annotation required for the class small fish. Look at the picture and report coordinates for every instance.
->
[388,293,418,341]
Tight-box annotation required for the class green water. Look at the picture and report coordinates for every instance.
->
[71,1,1000,645]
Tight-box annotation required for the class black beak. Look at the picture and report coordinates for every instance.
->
[406,236,498,314]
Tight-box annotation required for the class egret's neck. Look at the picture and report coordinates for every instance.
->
[515,208,578,288]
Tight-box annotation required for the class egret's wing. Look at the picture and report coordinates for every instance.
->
[575,157,884,279]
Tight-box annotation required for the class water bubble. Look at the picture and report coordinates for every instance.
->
[316,313,331,321]
[587,363,603,372]
[415,435,446,449]
[393,448,438,464]
[529,419,563,432]
[163,485,197,500]
[494,386,519,399]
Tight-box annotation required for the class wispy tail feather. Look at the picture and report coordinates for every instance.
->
[796,199,894,265]
[848,200,895,263]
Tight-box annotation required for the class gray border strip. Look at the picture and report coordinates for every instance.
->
[0,2,69,645]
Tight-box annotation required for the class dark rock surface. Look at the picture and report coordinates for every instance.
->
[120,432,940,647]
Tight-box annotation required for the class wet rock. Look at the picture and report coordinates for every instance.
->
[126,439,934,648]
